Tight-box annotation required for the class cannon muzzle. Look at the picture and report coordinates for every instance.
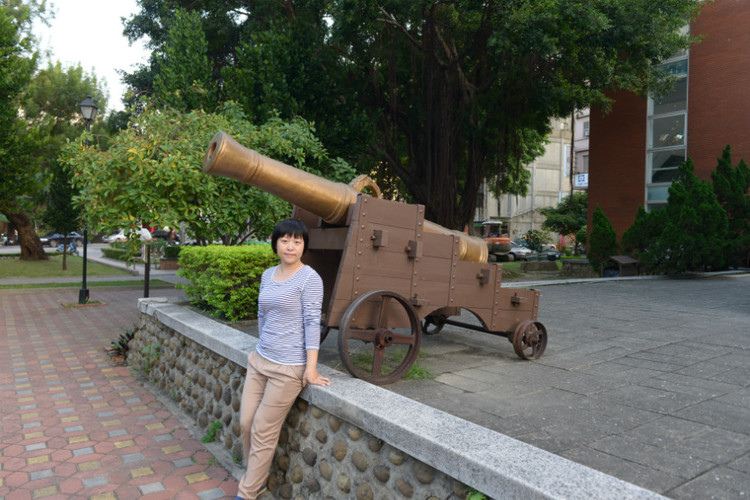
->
[203,132,488,263]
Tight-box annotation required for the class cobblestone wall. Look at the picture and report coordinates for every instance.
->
[131,298,666,500]
[128,311,471,499]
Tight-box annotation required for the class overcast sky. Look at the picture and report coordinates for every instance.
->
[33,0,150,114]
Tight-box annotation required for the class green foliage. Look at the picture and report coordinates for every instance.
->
[466,487,488,500]
[657,158,729,274]
[177,244,278,322]
[575,225,588,250]
[622,156,732,275]
[122,0,701,231]
[541,192,588,254]
[141,342,161,375]
[154,9,216,112]
[588,205,619,274]
[100,246,135,261]
[163,245,181,259]
[621,206,667,271]
[711,145,750,267]
[201,420,222,443]
[106,325,136,360]
[520,229,551,253]
[61,102,356,245]
[42,161,79,236]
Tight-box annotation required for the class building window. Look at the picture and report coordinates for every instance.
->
[646,56,688,211]
[583,120,590,137]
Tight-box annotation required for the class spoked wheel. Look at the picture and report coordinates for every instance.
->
[511,320,548,360]
[338,290,421,385]
[421,315,446,335]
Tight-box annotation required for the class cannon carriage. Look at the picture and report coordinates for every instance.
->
[204,132,548,385]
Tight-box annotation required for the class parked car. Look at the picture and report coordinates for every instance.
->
[541,244,561,261]
[508,243,533,261]
[104,229,128,243]
[40,231,83,247]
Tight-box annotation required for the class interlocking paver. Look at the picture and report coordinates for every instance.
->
[0,287,239,499]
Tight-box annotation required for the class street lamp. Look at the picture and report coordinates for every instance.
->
[78,95,98,304]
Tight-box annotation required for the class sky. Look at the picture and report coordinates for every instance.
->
[33,0,151,114]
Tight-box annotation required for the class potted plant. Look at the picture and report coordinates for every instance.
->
[160,245,181,270]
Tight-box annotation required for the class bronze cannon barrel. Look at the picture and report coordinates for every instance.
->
[203,132,488,263]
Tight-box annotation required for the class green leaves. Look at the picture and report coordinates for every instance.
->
[61,102,356,245]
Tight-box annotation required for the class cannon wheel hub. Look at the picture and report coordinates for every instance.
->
[338,290,421,385]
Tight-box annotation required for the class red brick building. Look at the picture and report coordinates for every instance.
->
[588,0,750,238]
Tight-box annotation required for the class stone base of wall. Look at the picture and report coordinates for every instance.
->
[561,258,599,278]
[130,297,667,500]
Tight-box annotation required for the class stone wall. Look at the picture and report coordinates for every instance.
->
[560,258,599,278]
[130,297,667,500]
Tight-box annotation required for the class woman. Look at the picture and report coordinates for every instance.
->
[236,219,331,500]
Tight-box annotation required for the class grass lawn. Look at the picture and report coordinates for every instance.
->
[0,254,173,289]
[0,254,133,279]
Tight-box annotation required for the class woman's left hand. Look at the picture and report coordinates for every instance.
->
[303,366,331,387]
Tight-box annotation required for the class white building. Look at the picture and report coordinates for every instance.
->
[476,112,589,246]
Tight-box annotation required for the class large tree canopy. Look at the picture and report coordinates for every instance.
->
[122,0,702,231]
[1,0,106,260]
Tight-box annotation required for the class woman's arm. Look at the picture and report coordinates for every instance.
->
[303,350,330,387]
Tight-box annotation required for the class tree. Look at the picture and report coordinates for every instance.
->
[658,158,729,274]
[588,205,619,275]
[621,205,668,271]
[329,0,702,230]
[0,1,44,259]
[61,102,357,248]
[1,0,106,260]
[153,9,216,112]
[540,192,588,253]
[123,0,702,231]
[711,145,750,268]
[42,160,79,270]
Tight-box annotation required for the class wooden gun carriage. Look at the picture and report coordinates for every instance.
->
[204,132,548,385]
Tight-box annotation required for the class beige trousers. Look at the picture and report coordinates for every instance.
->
[237,350,304,499]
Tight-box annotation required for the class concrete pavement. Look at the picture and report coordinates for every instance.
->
[1,247,748,498]
[366,272,750,499]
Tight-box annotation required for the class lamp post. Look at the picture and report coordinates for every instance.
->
[78,95,98,304]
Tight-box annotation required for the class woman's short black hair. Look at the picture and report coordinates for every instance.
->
[271,219,309,254]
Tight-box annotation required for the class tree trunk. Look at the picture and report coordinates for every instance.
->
[4,211,48,261]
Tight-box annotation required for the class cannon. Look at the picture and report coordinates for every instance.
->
[204,132,548,385]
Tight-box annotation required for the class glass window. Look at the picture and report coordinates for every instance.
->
[652,78,687,114]
[649,149,684,182]
[647,185,671,201]
[651,115,685,148]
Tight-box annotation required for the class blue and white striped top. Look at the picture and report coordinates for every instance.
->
[256,264,323,366]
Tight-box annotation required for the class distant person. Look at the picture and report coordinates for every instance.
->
[235,219,330,500]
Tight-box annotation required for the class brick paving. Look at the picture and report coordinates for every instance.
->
[0,287,239,500]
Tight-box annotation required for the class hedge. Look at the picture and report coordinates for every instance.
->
[176,244,278,321]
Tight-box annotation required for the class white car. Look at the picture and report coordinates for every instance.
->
[508,244,533,261]
[104,229,128,243]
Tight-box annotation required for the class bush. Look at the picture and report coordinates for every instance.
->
[163,245,181,259]
[177,244,278,321]
[588,205,619,274]
[100,246,131,261]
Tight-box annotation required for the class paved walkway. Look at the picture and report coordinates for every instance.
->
[0,286,240,499]
[367,272,750,500]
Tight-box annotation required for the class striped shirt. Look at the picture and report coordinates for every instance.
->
[255,264,323,366]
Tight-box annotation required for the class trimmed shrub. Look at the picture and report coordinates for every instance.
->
[101,246,131,261]
[177,244,278,321]
[163,245,181,259]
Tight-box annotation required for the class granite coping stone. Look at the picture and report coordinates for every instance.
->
[138,297,667,500]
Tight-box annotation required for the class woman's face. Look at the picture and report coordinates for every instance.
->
[276,233,305,266]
